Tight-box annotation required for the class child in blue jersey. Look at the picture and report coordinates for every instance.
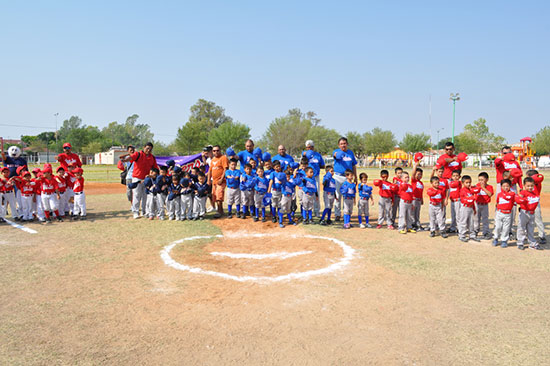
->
[295,159,308,221]
[339,170,356,229]
[300,167,317,224]
[167,174,182,220]
[225,158,241,218]
[320,165,336,225]
[249,159,258,177]
[155,166,170,220]
[192,172,210,220]
[180,173,194,220]
[143,168,159,220]
[268,160,285,223]
[263,159,274,178]
[253,166,269,222]
[279,167,297,228]
[240,164,255,219]
[357,172,374,228]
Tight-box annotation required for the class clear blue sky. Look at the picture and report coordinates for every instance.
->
[1,1,548,145]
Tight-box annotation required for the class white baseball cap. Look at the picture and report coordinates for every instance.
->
[305,140,314,147]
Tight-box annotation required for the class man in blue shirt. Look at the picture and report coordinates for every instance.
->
[237,139,258,172]
[302,140,325,217]
[332,137,358,221]
[272,145,295,172]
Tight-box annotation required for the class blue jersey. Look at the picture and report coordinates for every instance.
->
[302,150,325,177]
[264,168,274,178]
[339,181,356,199]
[332,149,357,176]
[3,156,27,178]
[270,171,286,192]
[323,172,336,193]
[301,176,317,194]
[358,183,373,199]
[283,177,297,196]
[253,176,269,194]
[168,182,182,195]
[143,176,157,194]
[272,154,294,172]
[155,175,170,195]
[225,169,241,189]
[295,169,306,180]
[194,182,210,197]
[240,173,254,191]
[237,150,258,171]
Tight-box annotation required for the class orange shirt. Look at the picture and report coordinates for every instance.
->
[210,155,229,183]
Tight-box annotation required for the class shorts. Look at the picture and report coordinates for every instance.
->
[212,183,226,202]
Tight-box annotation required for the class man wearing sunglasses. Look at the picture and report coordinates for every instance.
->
[56,142,82,171]
[207,145,229,218]
[435,142,462,179]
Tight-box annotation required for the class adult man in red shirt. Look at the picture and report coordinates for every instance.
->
[207,145,229,218]
[435,142,462,179]
[120,142,159,219]
[56,143,82,171]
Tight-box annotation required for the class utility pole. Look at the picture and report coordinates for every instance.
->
[449,93,460,143]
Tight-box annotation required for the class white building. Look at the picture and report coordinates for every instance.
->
[94,147,127,165]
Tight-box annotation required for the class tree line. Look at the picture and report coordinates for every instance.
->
[11,98,550,157]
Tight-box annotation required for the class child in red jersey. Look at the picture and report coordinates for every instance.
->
[515,177,541,250]
[473,172,494,240]
[411,163,425,231]
[432,166,450,232]
[373,169,397,229]
[40,167,63,223]
[492,179,515,248]
[526,169,545,244]
[55,166,70,217]
[397,171,415,234]
[448,170,462,233]
[426,176,448,238]
[1,167,21,220]
[71,167,86,219]
[458,175,480,243]
[19,171,37,221]
[390,167,403,227]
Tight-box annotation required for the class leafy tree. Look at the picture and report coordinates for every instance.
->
[456,118,505,155]
[306,126,341,155]
[364,128,397,158]
[532,126,550,155]
[434,137,452,150]
[81,141,103,154]
[188,99,233,131]
[175,121,209,155]
[261,109,313,156]
[101,114,154,148]
[400,132,431,153]
[345,131,366,158]
[21,135,38,146]
[152,141,179,156]
[208,121,251,151]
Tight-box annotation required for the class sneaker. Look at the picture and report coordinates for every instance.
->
[343,223,351,229]
[530,244,543,250]
[240,214,246,219]
[149,217,154,220]
[376,225,382,229]
[271,216,277,223]
[517,244,525,250]
[407,229,416,233]
[305,219,311,225]
[359,224,366,229]
[181,217,187,221]
[417,225,426,231]
[199,216,204,221]
[133,213,140,219]
[470,237,481,242]
[441,232,449,238]
[213,213,222,219]
[539,237,547,245]
[72,215,79,221]
[500,241,508,248]
[388,225,395,230]
[459,237,469,243]
[320,219,327,226]
[483,233,493,240]
[509,232,516,241]
[57,216,64,222]
[326,219,333,225]
[365,223,373,228]
[399,230,407,234]
[492,239,499,247]
[261,217,266,222]
[207,206,215,213]
[227,213,233,219]
[290,221,297,226]
[158,217,165,221]
[253,216,258,222]
[279,223,285,228]
[430,231,435,237]
[335,216,341,222]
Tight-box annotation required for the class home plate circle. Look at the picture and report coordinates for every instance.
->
[160,233,356,283]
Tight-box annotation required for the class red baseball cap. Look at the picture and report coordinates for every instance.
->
[63,143,72,149]
[32,168,41,174]
[1,167,8,173]
[42,167,53,173]
[16,166,27,175]
[22,171,31,177]
[56,166,66,173]
[72,167,83,174]
[414,152,424,162]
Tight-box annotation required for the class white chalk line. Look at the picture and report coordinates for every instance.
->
[210,250,312,259]
[4,219,38,234]
[160,233,356,283]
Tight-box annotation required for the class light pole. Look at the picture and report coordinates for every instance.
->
[449,93,460,143]
[436,128,444,150]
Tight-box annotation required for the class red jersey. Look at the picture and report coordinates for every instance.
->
[437,177,449,194]
[1,178,16,192]
[460,187,476,207]
[72,177,85,193]
[494,157,522,184]
[398,183,414,201]
[531,174,544,196]
[41,177,59,194]
[374,179,397,198]
[411,178,424,199]
[57,152,82,170]
[392,177,402,196]
[436,154,462,179]
[56,176,67,193]
[32,178,42,194]
[475,183,494,204]
[0,178,5,193]
[496,191,515,213]
[427,187,445,204]
[516,190,540,212]
[20,180,36,196]
[130,151,159,180]
[448,180,462,201]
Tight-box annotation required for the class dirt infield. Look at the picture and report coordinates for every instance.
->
[1,191,549,365]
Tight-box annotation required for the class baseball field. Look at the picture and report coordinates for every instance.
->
[1,166,549,365]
